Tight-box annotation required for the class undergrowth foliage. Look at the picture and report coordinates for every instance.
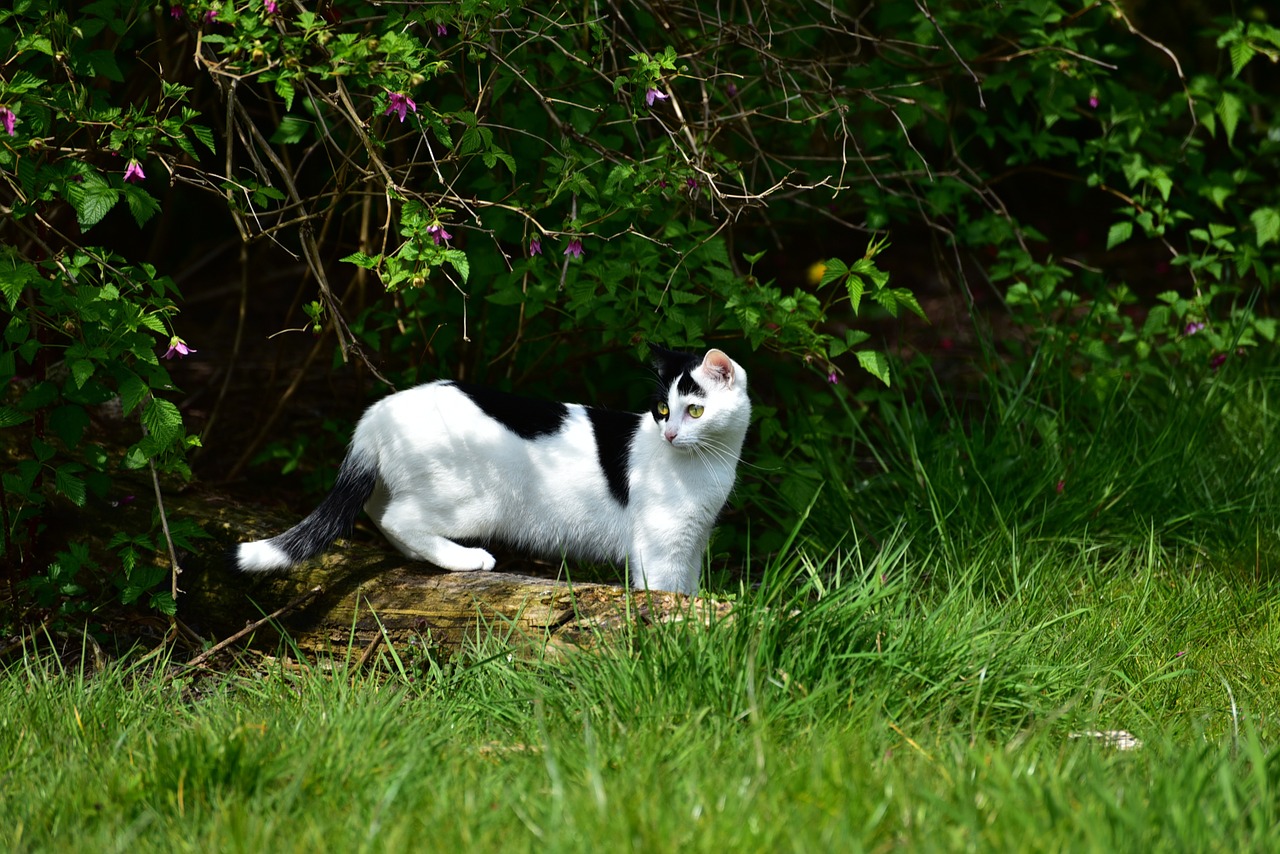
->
[1,1,1277,628]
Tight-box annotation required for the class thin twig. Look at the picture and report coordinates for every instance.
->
[917,0,984,108]
[176,585,324,672]
[148,457,184,604]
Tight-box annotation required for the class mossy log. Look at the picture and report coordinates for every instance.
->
[164,489,728,658]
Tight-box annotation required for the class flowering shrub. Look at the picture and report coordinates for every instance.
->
[1,0,1276,627]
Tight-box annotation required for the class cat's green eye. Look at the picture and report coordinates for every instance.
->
[688,404,705,418]
[657,402,670,417]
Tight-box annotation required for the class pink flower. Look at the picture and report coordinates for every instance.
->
[1088,94,1099,109]
[162,336,197,359]
[726,82,738,97]
[0,108,15,136]
[528,237,542,256]
[435,23,447,36]
[686,177,698,189]
[204,8,217,22]
[170,5,183,18]
[384,91,417,122]
[645,88,668,107]
[827,371,839,385]
[564,239,584,258]
[123,159,146,183]
[1210,352,1228,370]
[427,224,452,245]
[1184,321,1205,336]
[264,0,278,13]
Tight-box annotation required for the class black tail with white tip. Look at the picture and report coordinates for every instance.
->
[233,449,377,572]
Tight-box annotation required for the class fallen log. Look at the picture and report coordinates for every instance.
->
[172,489,730,659]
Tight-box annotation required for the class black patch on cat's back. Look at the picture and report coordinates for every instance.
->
[450,382,569,439]
[586,407,641,505]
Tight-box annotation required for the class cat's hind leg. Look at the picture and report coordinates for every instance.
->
[366,486,496,572]
[401,532,496,572]
[373,517,494,571]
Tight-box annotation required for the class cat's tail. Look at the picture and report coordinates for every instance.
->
[232,447,378,572]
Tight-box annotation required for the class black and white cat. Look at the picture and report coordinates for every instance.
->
[233,346,750,594]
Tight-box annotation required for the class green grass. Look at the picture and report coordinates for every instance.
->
[5,546,1279,852]
[5,358,1280,851]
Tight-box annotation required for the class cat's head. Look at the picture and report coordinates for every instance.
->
[648,345,750,449]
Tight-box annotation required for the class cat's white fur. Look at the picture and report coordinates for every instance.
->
[235,349,749,594]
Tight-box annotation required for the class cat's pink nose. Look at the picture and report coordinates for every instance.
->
[664,428,677,443]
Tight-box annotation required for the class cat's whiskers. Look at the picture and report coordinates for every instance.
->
[688,436,747,488]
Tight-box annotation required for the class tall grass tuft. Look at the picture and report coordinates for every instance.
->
[5,356,1280,849]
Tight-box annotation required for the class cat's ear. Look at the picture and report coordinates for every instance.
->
[701,349,736,387]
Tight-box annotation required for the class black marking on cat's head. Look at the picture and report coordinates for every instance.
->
[649,344,700,386]
[649,344,704,422]
[450,381,569,440]
[585,407,641,505]
[675,370,706,398]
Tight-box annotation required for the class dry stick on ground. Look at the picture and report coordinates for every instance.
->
[174,585,325,673]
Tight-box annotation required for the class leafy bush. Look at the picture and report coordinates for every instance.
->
[1,0,1276,630]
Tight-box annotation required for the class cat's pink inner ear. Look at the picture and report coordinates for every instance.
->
[702,349,735,387]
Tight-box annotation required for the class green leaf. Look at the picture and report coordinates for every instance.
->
[1253,317,1278,343]
[1251,207,1280,248]
[69,358,95,389]
[443,249,470,283]
[275,75,296,111]
[138,313,167,335]
[50,405,90,447]
[142,397,183,446]
[1217,92,1244,146]
[271,115,312,145]
[1106,221,1133,250]
[818,258,849,288]
[189,123,216,154]
[0,256,39,310]
[54,465,87,507]
[870,289,900,317]
[846,275,865,313]
[1229,40,1254,77]
[0,405,31,428]
[150,591,178,616]
[86,49,123,82]
[67,173,120,230]
[1147,167,1173,202]
[340,252,382,269]
[1202,184,1232,211]
[1141,304,1171,338]
[892,288,928,321]
[123,184,161,227]
[493,151,517,175]
[118,371,149,415]
[855,349,891,386]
